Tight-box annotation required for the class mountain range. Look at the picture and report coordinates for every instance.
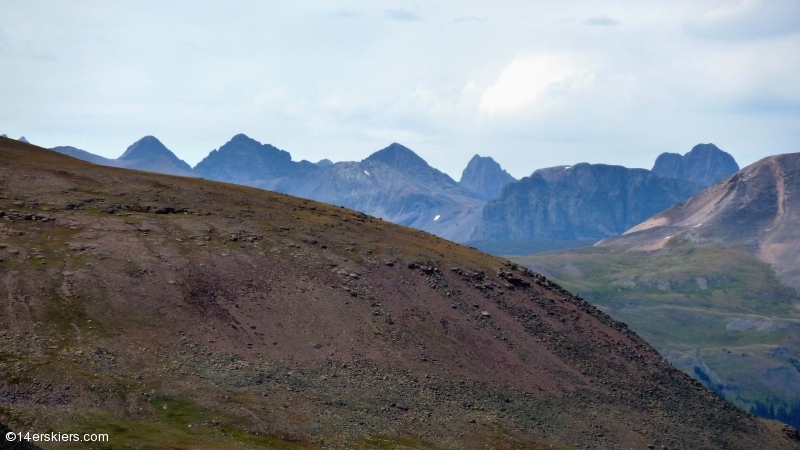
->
[53,136,194,177]
[471,163,705,241]
[50,135,741,248]
[513,152,800,429]
[2,136,797,448]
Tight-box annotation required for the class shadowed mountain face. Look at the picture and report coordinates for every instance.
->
[653,143,739,187]
[1,136,798,449]
[459,154,517,201]
[193,133,314,184]
[191,139,483,241]
[271,143,484,242]
[51,136,193,177]
[472,163,704,241]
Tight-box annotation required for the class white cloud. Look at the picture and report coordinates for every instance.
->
[478,54,594,115]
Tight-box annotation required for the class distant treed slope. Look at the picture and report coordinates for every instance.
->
[459,154,517,201]
[472,163,704,241]
[653,143,739,187]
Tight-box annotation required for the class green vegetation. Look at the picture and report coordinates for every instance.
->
[511,242,800,422]
[465,239,598,256]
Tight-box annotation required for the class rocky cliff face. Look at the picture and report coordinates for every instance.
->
[472,163,703,241]
[652,143,739,187]
[458,155,517,201]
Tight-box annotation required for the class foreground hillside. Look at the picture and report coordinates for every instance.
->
[513,153,800,429]
[0,137,797,449]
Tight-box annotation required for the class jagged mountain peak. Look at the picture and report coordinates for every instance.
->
[652,143,739,187]
[459,154,516,201]
[193,134,297,184]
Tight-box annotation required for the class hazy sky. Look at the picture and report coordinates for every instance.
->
[1,1,798,179]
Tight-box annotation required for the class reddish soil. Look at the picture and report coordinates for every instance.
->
[0,137,798,449]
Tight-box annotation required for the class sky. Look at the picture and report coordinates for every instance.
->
[1,0,799,180]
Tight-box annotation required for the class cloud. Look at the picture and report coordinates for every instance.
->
[585,17,619,26]
[685,0,800,40]
[384,9,422,21]
[478,55,593,114]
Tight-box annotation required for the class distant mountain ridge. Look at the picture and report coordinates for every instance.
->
[269,143,485,242]
[459,155,517,201]
[49,135,742,247]
[51,136,193,177]
[472,163,704,241]
[653,143,739,187]
[193,134,313,185]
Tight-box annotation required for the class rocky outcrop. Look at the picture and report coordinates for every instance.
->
[458,154,516,201]
[653,143,739,187]
[472,163,703,241]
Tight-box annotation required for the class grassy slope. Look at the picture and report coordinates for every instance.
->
[511,241,800,415]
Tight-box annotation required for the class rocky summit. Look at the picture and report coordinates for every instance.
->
[458,155,517,201]
[652,143,739,187]
[193,133,315,186]
[471,163,704,241]
[1,136,797,449]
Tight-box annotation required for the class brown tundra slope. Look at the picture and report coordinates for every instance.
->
[0,136,797,449]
